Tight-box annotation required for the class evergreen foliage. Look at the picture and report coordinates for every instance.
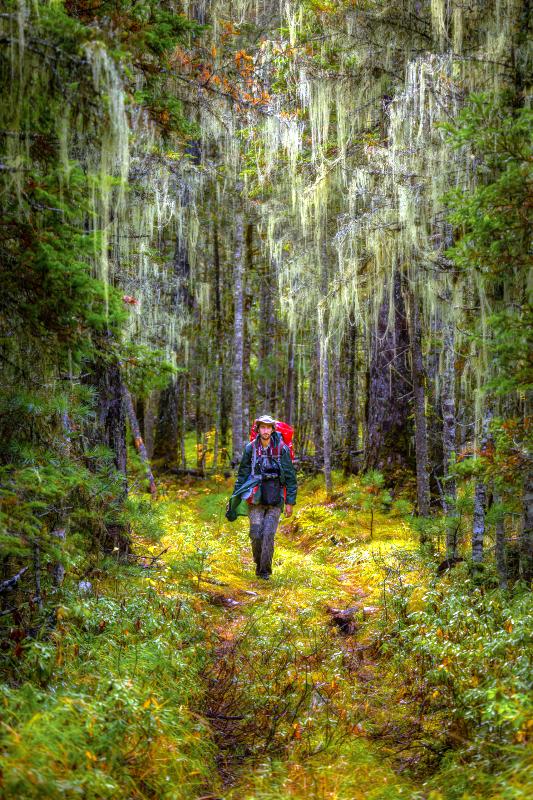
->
[1,1,531,797]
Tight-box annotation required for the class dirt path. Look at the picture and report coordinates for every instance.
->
[172,487,421,800]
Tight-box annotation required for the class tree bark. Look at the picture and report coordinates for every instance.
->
[153,379,179,469]
[84,352,129,554]
[472,410,491,566]
[320,248,332,497]
[409,292,430,517]
[365,271,412,471]
[258,277,272,411]
[344,316,359,474]
[284,330,296,425]
[124,388,157,496]
[472,480,486,565]
[493,490,508,590]
[231,207,245,465]
[320,322,332,497]
[520,464,533,584]
[313,335,323,461]
[442,315,458,556]
[213,361,223,469]
[143,392,156,459]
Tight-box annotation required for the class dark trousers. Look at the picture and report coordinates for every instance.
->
[248,504,282,576]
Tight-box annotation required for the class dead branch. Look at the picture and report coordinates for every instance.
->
[0,566,28,594]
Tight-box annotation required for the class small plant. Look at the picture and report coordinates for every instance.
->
[177,545,215,590]
[348,470,392,539]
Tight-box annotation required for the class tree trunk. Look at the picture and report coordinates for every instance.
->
[124,388,157,496]
[135,398,145,440]
[472,480,486,565]
[180,374,187,468]
[143,392,156,459]
[344,317,359,474]
[84,353,129,554]
[365,271,412,471]
[153,379,178,469]
[409,292,430,518]
[472,410,491,566]
[213,361,223,469]
[320,323,332,497]
[213,221,222,470]
[442,316,458,556]
[333,347,345,465]
[493,490,508,590]
[231,207,245,465]
[320,249,332,496]
[284,330,296,425]
[258,278,271,411]
[313,336,323,461]
[520,465,533,584]
[242,222,253,439]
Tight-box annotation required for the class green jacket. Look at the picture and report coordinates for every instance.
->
[226,432,297,521]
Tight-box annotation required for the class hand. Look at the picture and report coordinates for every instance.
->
[285,504,293,517]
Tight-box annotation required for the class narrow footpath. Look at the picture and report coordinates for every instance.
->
[152,478,422,800]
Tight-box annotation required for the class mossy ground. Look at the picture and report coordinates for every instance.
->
[146,472,424,799]
[1,471,530,799]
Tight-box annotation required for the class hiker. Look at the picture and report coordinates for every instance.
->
[229,415,297,580]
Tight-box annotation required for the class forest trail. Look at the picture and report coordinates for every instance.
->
[152,477,421,800]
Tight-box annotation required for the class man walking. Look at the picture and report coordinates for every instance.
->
[230,415,297,580]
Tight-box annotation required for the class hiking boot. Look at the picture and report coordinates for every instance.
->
[257,572,271,580]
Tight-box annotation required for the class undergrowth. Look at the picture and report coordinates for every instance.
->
[1,472,531,799]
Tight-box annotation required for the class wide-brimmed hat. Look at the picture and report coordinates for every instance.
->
[254,414,277,430]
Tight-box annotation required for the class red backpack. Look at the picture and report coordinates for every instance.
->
[249,420,295,460]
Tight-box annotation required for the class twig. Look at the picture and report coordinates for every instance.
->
[0,566,28,595]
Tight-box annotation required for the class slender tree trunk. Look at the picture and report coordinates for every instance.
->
[213,362,223,469]
[442,316,458,556]
[144,392,156,459]
[180,374,187,468]
[135,398,145,440]
[409,292,430,518]
[365,271,411,470]
[33,541,43,611]
[493,490,508,590]
[520,465,533,584]
[472,410,491,566]
[213,221,222,470]
[52,528,66,587]
[285,330,296,425]
[345,317,359,474]
[258,281,270,410]
[242,222,253,438]
[320,248,332,496]
[333,348,345,465]
[231,207,245,465]
[472,480,486,566]
[320,323,332,497]
[124,388,157,496]
[242,310,251,439]
[269,268,278,414]
[313,336,323,463]
[153,379,179,469]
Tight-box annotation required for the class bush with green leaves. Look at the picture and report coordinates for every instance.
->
[377,557,533,795]
[0,581,217,799]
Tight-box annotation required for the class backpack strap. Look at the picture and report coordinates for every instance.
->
[251,439,259,476]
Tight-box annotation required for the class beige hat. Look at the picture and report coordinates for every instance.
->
[254,414,276,430]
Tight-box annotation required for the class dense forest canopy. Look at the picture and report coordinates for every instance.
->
[0,0,531,798]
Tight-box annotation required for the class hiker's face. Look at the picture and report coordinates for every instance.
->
[259,424,274,441]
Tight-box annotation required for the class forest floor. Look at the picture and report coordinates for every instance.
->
[141,474,429,800]
[2,472,530,799]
